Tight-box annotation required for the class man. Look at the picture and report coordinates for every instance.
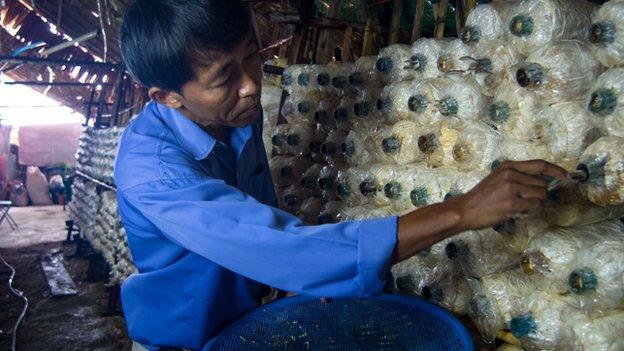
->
[115,1,568,350]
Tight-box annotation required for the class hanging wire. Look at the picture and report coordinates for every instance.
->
[96,0,108,62]
[0,252,29,351]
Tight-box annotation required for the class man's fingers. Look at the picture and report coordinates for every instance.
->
[502,160,569,180]
[511,182,549,200]
[501,169,549,188]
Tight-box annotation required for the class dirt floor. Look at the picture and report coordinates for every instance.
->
[0,205,132,351]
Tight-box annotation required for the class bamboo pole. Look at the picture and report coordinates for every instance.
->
[362,17,374,56]
[434,0,449,38]
[342,26,353,61]
[411,0,426,42]
[389,0,403,45]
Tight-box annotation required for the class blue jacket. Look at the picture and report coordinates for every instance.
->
[114,101,398,350]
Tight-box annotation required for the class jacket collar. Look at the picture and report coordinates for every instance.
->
[153,102,254,161]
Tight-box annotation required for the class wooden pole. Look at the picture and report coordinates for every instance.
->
[455,0,466,37]
[319,0,340,63]
[389,0,403,45]
[342,26,353,61]
[362,17,374,56]
[411,0,426,42]
[434,0,449,38]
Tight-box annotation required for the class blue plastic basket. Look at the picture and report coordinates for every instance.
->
[210,294,474,350]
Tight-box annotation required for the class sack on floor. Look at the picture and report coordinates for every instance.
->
[11,181,29,207]
[26,166,52,206]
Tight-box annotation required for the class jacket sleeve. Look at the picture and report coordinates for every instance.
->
[120,176,397,297]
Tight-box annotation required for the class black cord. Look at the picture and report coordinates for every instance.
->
[0,251,28,351]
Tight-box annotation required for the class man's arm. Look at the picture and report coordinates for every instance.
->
[393,160,568,262]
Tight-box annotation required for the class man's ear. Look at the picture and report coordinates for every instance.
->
[149,87,184,109]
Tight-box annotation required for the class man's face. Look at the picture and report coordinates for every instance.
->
[163,37,262,129]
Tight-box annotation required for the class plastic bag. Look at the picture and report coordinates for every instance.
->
[587,67,624,138]
[588,0,624,67]
[339,164,396,206]
[333,95,357,133]
[377,80,419,124]
[300,163,324,197]
[486,80,545,141]
[373,120,424,165]
[446,229,522,278]
[468,269,536,343]
[513,40,603,105]
[281,64,306,94]
[492,139,552,171]
[521,219,624,294]
[409,38,449,79]
[297,197,325,225]
[316,201,342,224]
[375,44,414,84]
[509,291,589,351]
[318,164,343,201]
[308,125,330,164]
[462,2,518,46]
[542,183,624,227]
[494,345,524,351]
[452,123,503,172]
[321,129,348,166]
[328,62,356,95]
[336,204,395,221]
[352,89,382,123]
[285,121,316,156]
[341,128,377,167]
[383,164,431,212]
[508,0,597,56]
[336,167,370,206]
[26,166,52,205]
[278,185,305,214]
[447,170,487,199]
[432,75,489,128]
[349,55,380,91]
[578,136,624,206]
[529,101,604,170]
[492,217,550,253]
[282,91,332,125]
[467,41,522,96]
[409,78,449,126]
[269,156,314,188]
[565,237,624,310]
[561,311,624,351]
[282,64,337,94]
[313,98,340,131]
[10,181,29,207]
[437,39,474,74]
[365,164,404,207]
[417,122,461,168]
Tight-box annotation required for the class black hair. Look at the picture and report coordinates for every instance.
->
[120,0,251,91]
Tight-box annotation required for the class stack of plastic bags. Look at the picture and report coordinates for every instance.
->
[70,126,137,285]
[262,0,624,349]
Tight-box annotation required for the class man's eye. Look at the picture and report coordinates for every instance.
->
[214,77,231,88]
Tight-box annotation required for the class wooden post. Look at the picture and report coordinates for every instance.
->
[465,0,478,16]
[434,0,449,38]
[362,17,374,56]
[342,26,353,61]
[389,0,403,45]
[319,0,340,63]
[411,0,426,42]
[455,0,466,37]
[247,4,264,50]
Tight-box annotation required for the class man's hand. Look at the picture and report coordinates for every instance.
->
[394,160,568,263]
[452,160,569,231]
